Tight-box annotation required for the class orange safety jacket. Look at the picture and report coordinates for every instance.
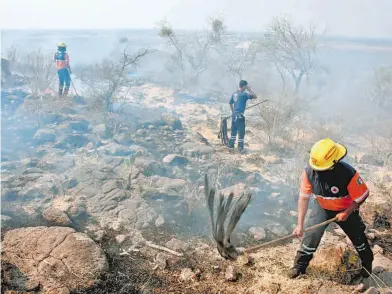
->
[300,162,369,211]
[54,51,70,70]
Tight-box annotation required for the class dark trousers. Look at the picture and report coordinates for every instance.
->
[294,201,373,277]
[57,68,70,96]
[228,114,245,149]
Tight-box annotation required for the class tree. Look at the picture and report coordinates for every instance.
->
[159,17,227,87]
[78,46,153,136]
[262,16,320,94]
[15,49,57,94]
[79,46,152,113]
[225,41,258,80]
[369,66,392,109]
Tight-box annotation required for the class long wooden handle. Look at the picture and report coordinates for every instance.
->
[223,100,268,120]
[244,216,338,253]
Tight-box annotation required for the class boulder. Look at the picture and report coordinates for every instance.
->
[161,113,183,130]
[219,183,246,199]
[55,134,90,149]
[57,120,89,133]
[373,253,392,273]
[165,238,189,251]
[264,222,289,237]
[310,239,361,284]
[249,227,267,241]
[37,154,75,173]
[145,176,186,195]
[134,157,168,177]
[99,142,132,156]
[114,132,133,146]
[42,207,72,226]
[225,265,238,282]
[180,142,214,157]
[92,124,108,140]
[33,129,56,144]
[1,214,12,228]
[1,227,108,293]
[180,268,195,282]
[162,154,189,166]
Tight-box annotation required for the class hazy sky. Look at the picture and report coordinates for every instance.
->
[1,0,392,38]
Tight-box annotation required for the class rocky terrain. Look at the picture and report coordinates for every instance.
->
[1,79,392,294]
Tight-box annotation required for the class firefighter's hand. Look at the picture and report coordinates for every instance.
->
[293,226,304,238]
[336,211,349,222]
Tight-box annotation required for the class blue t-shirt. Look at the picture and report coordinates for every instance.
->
[229,91,253,114]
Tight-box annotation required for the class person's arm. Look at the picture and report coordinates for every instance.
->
[246,86,257,99]
[229,94,234,113]
[293,170,312,237]
[65,53,72,74]
[337,171,369,221]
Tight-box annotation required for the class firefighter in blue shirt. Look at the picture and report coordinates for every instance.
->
[229,80,257,152]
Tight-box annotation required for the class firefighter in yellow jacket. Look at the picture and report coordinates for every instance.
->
[289,138,373,280]
[53,42,72,97]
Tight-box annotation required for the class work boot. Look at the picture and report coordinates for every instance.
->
[360,262,372,278]
[287,267,306,279]
[239,149,247,154]
[58,88,63,97]
[63,87,69,97]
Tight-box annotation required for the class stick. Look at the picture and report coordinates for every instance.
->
[146,242,184,257]
[70,78,80,97]
[223,100,268,120]
[244,216,338,253]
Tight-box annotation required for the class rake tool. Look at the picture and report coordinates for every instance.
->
[204,174,338,259]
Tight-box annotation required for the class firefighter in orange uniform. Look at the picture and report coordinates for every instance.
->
[289,138,373,281]
[53,42,71,97]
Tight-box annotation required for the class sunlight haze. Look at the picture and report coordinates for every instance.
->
[1,0,392,38]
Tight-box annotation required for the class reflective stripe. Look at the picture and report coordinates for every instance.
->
[300,192,311,198]
[299,249,314,256]
[315,194,350,200]
[302,244,316,252]
[354,190,369,203]
[355,243,365,249]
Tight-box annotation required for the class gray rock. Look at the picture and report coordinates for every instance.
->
[93,124,108,139]
[99,142,132,156]
[1,215,12,228]
[65,177,78,189]
[58,120,89,133]
[180,268,194,281]
[162,154,189,166]
[165,238,189,251]
[161,113,182,130]
[114,132,133,146]
[155,253,167,270]
[249,227,267,241]
[33,128,56,144]
[37,154,75,173]
[115,234,128,245]
[180,142,214,157]
[373,253,392,273]
[42,207,72,226]
[155,215,165,227]
[265,222,289,237]
[225,265,238,282]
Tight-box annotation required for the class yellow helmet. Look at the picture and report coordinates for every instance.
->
[57,42,67,48]
[309,138,347,171]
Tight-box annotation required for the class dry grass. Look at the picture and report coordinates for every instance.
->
[156,237,358,294]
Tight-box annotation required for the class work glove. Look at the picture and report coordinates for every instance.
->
[336,211,350,222]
